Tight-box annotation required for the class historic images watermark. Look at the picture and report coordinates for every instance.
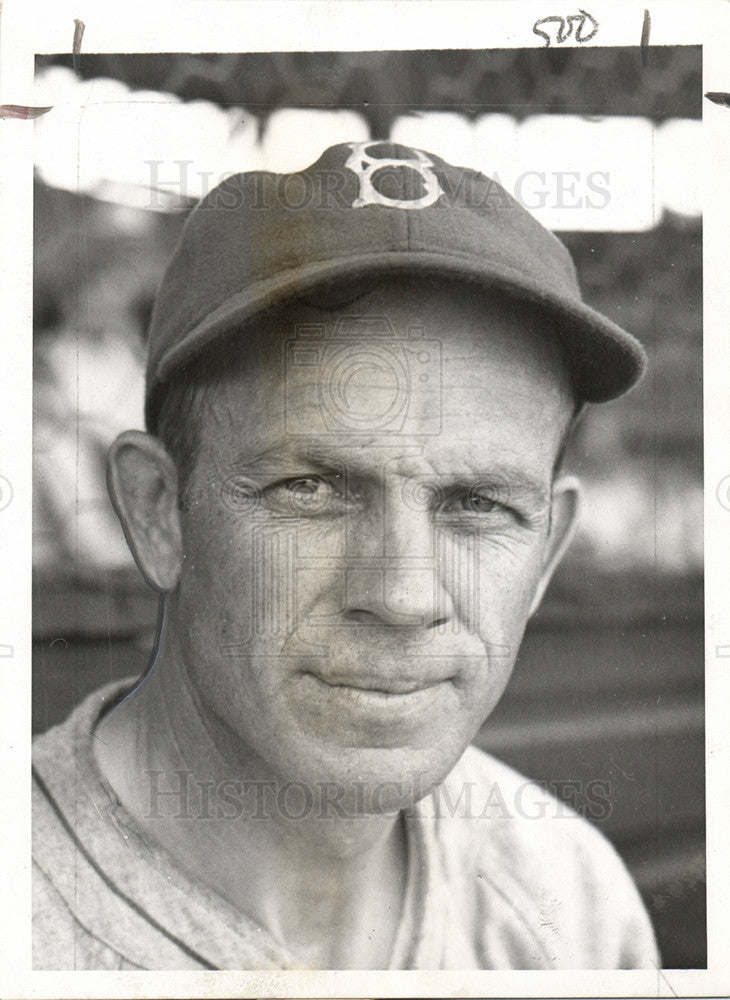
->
[144,769,613,823]
[144,158,611,214]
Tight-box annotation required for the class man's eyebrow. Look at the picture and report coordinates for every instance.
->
[226,440,346,473]
[228,440,287,468]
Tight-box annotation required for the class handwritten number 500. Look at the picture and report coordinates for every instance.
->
[533,9,599,47]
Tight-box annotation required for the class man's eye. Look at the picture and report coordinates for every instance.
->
[264,476,344,515]
[286,477,327,496]
[459,491,507,514]
[436,489,512,519]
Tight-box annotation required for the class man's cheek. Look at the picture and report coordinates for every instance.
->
[178,526,253,624]
[448,532,542,626]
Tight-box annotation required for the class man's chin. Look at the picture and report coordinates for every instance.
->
[264,739,468,819]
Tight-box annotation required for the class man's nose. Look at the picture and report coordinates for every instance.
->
[342,491,453,628]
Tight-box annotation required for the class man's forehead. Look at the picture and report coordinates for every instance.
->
[199,310,572,490]
[239,277,572,382]
[190,278,574,472]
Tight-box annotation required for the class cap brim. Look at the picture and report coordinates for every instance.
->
[149,250,647,425]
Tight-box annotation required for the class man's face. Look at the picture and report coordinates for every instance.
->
[170,278,575,807]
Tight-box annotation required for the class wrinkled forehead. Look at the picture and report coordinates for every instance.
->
[195,277,576,458]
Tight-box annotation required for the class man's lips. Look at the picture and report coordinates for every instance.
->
[297,670,458,745]
[302,671,453,696]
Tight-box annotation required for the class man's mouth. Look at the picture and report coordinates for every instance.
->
[297,669,459,745]
[302,671,452,697]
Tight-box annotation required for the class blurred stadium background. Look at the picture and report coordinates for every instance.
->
[32,48,704,967]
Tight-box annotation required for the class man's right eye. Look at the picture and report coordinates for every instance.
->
[263,475,347,516]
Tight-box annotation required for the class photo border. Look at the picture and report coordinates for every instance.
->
[2,1,728,996]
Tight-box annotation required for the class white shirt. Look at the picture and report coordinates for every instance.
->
[33,680,660,970]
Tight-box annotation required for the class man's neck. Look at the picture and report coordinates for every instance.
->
[93,652,408,969]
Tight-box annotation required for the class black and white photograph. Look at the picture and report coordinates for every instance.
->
[1,0,729,995]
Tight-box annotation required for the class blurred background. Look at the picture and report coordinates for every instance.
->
[32,48,704,967]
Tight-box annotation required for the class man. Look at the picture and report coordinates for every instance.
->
[32,141,659,970]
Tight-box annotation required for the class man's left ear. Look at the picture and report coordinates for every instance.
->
[528,475,581,616]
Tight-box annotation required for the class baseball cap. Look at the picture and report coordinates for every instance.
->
[145,140,647,430]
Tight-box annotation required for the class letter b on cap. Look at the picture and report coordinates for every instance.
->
[344,141,443,210]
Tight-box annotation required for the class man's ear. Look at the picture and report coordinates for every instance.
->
[528,475,581,617]
[107,430,183,593]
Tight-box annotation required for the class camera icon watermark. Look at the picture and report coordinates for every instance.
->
[716,474,730,512]
[0,475,13,512]
[283,316,443,436]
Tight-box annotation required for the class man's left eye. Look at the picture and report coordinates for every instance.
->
[286,477,328,496]
[459,491,507,514]
[436,489,514,520]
